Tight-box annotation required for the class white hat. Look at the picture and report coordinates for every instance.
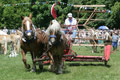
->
[68,13,72,17]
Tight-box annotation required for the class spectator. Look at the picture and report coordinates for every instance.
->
[3,26,8,34]
[11,29,16,34]
[112,32,119,51]
[64,13,78,40]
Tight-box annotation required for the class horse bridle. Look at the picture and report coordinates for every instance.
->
[48,34,63,46]
[22,24,37,42]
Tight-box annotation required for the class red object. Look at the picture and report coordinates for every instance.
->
[51,3,57,19]
[58,1,60,4]
[104,45,111,61]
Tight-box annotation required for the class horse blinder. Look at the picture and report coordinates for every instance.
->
[48,35,56,46]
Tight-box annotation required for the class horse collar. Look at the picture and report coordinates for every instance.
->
[22,34,36,43]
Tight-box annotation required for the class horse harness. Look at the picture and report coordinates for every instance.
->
[48,34,63,47]
[22,24,37,43]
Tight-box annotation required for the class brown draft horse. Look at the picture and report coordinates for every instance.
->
[20,14,48,72]
[46,20,68,74]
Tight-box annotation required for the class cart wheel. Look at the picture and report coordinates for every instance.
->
[104,61,107,66]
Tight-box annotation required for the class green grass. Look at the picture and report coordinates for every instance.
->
[0,46,120,80]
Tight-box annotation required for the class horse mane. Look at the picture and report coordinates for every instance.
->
[46,20,62,35]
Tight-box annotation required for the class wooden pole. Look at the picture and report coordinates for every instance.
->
[73,5,105,8]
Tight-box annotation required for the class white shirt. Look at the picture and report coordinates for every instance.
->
[0,30,7,35]
[3,29,8,34]
[64,18,77,30]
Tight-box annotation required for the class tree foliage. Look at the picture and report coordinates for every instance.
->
[0,0,119,29]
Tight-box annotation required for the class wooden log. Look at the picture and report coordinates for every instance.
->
[72,44,104,47]
[84,7,97,26]
[73,5,105,8]
[78,19,105,21]
[73,37,104,40]
[72,10,106,13]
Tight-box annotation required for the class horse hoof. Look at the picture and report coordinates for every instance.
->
[48,65,54,72]
[26,64,30,69]
[56,69,63,74]
[57,71,63,74]
[30,69,36,72]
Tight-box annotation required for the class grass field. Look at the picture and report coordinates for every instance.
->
[0,46,120,80]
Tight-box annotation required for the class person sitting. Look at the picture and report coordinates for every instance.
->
[63,13,78,41]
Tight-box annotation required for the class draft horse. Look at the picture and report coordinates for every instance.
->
[46,20,68,74]
[20,14,48,72]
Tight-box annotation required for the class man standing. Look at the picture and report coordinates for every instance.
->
[112,32,119,51]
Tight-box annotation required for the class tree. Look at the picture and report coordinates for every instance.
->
[0,0,119,29]
[110,2,120,28]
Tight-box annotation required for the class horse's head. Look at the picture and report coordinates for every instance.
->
[46,20,62,46]
[22,14,35,40]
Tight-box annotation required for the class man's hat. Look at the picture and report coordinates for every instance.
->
[68,13,72,17]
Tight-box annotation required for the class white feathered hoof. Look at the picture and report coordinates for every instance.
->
[48,64,55,72]
[56,67,63,74]
[57,69,63,74]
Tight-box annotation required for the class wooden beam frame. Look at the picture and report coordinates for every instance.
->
[73,5,105,8]
[72,44,104,47]
[72,10,106,13]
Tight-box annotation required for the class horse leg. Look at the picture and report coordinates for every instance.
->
[2,44,5,55]
[12,42,17,57]
[14,42,19,57]
[53,56,58,73]
[17,39,20,53]
[57,55,63,74]
[16,39,20,53]
[96,46,97,52]
[31,52,37,72]
[32,61,36,72]
[38,61,43,70]
[2,40,7,55]
[92,46,94,53]
[21,50,30,69]
[5,40,7,55]
[48,52,54,72]
[53,55,63,74]
[93,46,97,53]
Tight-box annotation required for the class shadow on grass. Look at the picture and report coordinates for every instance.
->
[67,63,111,68]
[25,68,49,74]
[25,67,70,75]
[36,68,49,74]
